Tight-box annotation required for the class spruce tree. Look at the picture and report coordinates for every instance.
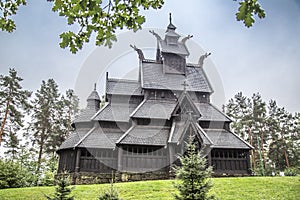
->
[0,68,31,149]
[45,172,74,200]
[174,137,215,200]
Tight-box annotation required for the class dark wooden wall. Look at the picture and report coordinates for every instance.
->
[58,149,76,173]
[120,145,168,172]
[211,148,250,175]
[79,148,117,173]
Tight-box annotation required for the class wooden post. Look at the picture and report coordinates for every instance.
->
[118,147,123,172]
[75,148,81,173]
[169,145,175,165]
[207,151,212,166]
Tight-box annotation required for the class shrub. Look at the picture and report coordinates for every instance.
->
[284,167,299,176]
[0,160,35,189]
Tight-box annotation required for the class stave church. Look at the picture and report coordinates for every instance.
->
[57,15,252,183]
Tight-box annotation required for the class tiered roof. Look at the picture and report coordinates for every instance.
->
[59,16,251,152]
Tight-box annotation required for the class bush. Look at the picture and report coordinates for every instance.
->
[0,160,35,189]
[284,167,299,176]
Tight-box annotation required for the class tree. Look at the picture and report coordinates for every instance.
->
[224,92,268,173]
[3,126,20,160]
[1,0,265,53]
[173,136,215,200]
[26,79,61,178]
[46,172,74,200]
[267,100,295,170]
[98,175,121,200]
[225,92,300,173]
[0,68,31,149]
[25,79,80,184]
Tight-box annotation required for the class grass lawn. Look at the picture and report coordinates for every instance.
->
[0,176,299,200]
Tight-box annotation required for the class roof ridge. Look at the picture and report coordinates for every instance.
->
[186,63,201,67]
[74,126,96,148]
[108,78,139,83]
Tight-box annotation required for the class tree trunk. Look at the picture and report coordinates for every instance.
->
[283,147,290,168]
[280,132,290,168]
[36,130,45,179]
[248,128,256,170]
[0,96,10,147]
[260,132,266,169]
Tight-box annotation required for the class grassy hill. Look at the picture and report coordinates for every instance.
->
[0,177,299,200]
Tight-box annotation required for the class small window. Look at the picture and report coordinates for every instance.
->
[161,91,165,98]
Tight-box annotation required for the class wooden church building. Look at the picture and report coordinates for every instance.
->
[57,16,252,183]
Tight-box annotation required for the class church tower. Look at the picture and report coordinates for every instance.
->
[152,14,191,74]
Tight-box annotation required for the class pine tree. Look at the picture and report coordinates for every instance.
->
[174,137,215,200]
[225,92,268,174]
[0,68,31,149]
[267,100,294,170]
[45,172,74,200]
[4,126,20,160]
[26,79,61,178]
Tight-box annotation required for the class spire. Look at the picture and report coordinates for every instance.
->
[87,83,101,110]
[167,13,176,30]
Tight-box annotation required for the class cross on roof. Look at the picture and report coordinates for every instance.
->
[181,80,189,92]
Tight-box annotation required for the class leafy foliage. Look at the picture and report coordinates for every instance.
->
[284,167,299,176]
[0,0,26,32]
[1,0,266,53]
[51,0,164,53]
[174,137,215,200]
[0,159,35,189]
[236,0,266,27]
[45,172,74,200]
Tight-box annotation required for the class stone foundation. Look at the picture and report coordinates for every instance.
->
[59,171,173,185]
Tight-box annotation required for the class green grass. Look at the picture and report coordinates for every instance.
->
[0,177,299,200]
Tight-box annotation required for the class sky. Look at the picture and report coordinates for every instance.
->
[0,0,300,113]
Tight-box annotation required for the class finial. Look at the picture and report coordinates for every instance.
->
[94,83,97,91]
[182,80,189,92]
[198,52,211,67]
[169,13,172,24]
[130,44,145,60]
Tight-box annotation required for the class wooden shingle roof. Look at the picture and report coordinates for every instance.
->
[106,78,142,96]
[76,126,123,149]
[58,128,91,150]
[196,103,232,122]
[92,102,139,122]
[117,126,170,146]
[131,99,177,119]
[205,129,252,149]
[58,126,124,150]
[141,62,213,93]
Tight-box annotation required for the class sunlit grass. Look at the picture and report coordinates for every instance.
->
[0,177,299,200]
